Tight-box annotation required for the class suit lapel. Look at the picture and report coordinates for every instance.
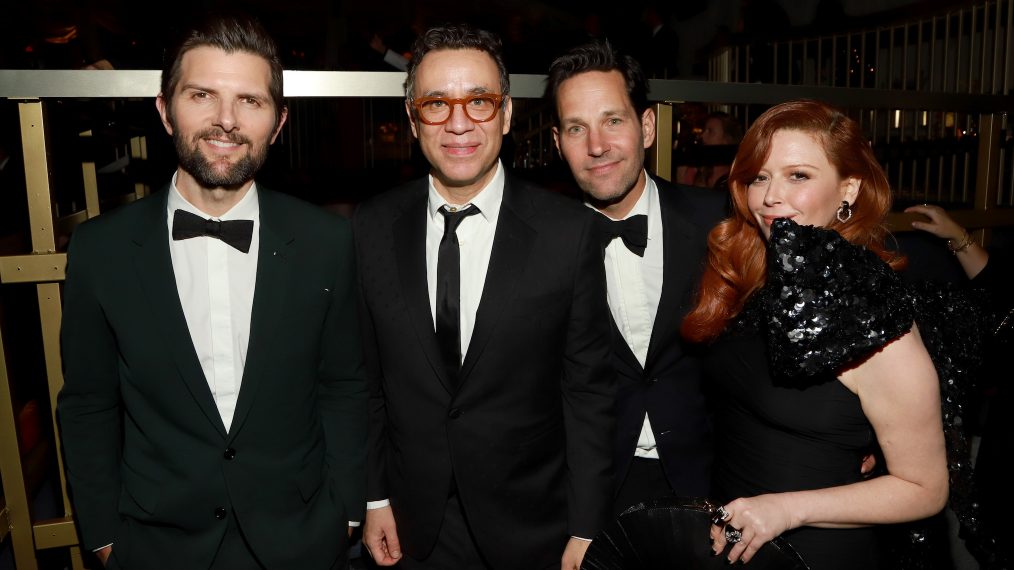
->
[131,190,228,437]
[610,316,644,373]
[458,178,534,384]
[645,185,700,366]
[228,189,291,438]
[393,185,455,393]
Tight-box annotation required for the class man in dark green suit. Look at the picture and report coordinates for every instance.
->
[57,12,367,569]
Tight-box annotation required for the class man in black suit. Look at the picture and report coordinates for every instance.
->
[546,41,727,515]
[356,24,616,570]
[57,12,367,569]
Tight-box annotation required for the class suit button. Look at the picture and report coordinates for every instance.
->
[214,507,227,520]
[223,448,236,460]
[650,377,659,383]
[448,408,462,419]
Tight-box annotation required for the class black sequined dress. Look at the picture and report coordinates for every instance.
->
[706,219,986,570]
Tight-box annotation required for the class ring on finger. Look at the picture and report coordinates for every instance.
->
[724,526,743,544]
[712,506,732,526]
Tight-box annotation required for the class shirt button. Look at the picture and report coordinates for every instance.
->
[224,448,236,460]
[214,507,227,520]
[448,408,462,419]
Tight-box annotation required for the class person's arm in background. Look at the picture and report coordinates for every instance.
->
[904,204,989,278]
[369,34,409,72]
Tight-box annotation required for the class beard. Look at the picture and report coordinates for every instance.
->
[173,127,268,190]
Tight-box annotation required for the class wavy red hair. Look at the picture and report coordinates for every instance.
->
[681,99,905,343]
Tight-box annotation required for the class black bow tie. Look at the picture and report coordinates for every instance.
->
[596,214,648,256]
[171,209,254,253]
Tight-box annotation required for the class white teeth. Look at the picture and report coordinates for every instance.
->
[207,139,238,148]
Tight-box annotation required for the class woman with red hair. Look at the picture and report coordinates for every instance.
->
[682,100,950,568]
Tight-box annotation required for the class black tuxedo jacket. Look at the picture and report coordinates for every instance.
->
[57,186,367,569]
[610,178,727,498]
[354,173,616,569]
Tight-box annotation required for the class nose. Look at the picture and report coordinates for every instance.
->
[762,178,784,206]
[586,127,609,157]
[443,102,476,135]
[214,101,237,132]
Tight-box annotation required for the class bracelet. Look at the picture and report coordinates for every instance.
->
[946,232,974,254]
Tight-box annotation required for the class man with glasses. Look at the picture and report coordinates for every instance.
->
[354,23,616,570]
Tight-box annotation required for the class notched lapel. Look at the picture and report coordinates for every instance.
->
[393,196,454,393]
[229,219,291,439]
[132,198,228,437]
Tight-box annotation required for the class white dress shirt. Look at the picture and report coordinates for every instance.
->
[593,173,664,459]
[425,161,504,358]
[167,175,258,433]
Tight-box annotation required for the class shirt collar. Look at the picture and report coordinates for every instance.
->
[427,159,504,226]
[167,171,260,222]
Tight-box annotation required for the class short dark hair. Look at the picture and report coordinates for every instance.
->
[161,11,285,126]
[403,23,510,100]
[545,40,649,123]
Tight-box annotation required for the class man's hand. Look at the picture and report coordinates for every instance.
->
[95,545,113,566]
[363,506,402,566]
[561,537,591,570]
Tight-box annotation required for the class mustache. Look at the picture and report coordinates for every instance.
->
[192,128,251,146]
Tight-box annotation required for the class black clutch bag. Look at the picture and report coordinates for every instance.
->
[582,496,810,570]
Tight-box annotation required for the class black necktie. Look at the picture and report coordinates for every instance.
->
[596,214,648,256]
[436,205,481,383]
[171,209,254,253]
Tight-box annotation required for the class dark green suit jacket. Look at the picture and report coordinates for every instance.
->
[57,185,367,569]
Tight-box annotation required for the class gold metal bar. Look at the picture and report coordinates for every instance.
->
[0,328,40,570]
[126,134,151,199]
[82,162,100,219]
[19,101,57,254]
[32,518,79,550]
[70,546,86,570]
[36,282,73,519]
[0,254,67,284]
[649,103,672,182]
[975,112,1002,210]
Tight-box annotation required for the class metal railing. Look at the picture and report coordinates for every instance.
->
[709,0,1014,210]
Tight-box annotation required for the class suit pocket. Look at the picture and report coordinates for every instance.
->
[119,479,160,516]
[296,464,324,503]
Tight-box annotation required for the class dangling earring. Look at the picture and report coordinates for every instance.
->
[836,200,853,223]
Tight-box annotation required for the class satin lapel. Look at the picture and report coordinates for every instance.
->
[458,182,534,383]
[645,188,699,367]
[393,189,454,393]
[132,190,228,437]
[228,190,290,439]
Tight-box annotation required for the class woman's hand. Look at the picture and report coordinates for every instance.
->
[904,204,966,241]
[710,495,797,564]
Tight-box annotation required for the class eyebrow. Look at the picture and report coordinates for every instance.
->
[179,83,269,101]
[560,108,625,125]
[420,86,493,98]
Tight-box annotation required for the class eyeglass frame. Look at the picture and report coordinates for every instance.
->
[409,93,507,125]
